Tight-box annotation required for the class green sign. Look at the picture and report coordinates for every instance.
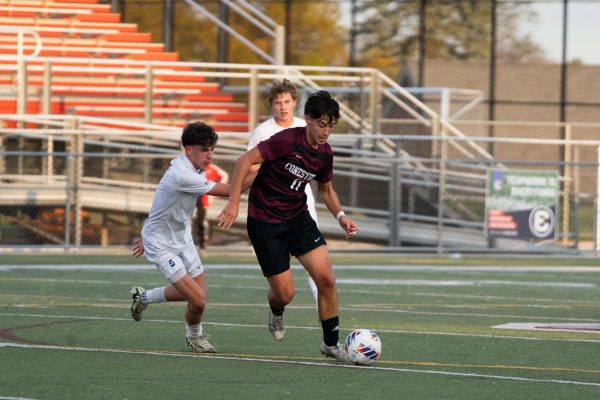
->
[485,169,559,240]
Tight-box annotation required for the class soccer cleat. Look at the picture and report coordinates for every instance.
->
[268,310,285,341]
[186,335,218,353]
[320,342,346,362]
[129,286,147,321]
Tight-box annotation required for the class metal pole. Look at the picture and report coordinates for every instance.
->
[274,25,285,65]
[284,0,292,64]
[349,0,358,67]
[389,158,399,246]
[248,68,258,133]
[65,155,72,249]
[42,61,53,180]
[417,0,426,88]
[437,134,447,254]
[559,0,569,179]
[144,64,154,125]
[562,124,572,243]
[488,0,497,156]
[217,1,229,64]
[73,126,83,247]
[369,70,380,136]
[16,51,27,174]
[164,0,174,52]
[596,144,600,255]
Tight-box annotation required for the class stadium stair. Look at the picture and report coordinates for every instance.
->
[0,0,249,131]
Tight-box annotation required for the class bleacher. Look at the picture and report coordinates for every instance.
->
[0,0,249,131]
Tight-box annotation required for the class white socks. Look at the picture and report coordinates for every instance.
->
[186,323,203,338]
[141,287,167,305]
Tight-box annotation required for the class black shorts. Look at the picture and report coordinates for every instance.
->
[247,211,327,277]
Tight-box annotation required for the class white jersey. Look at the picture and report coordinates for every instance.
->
[142,155,216,252]
[247,116,318,222]
[248,116,306,149]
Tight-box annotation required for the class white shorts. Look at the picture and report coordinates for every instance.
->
[142,238,204,284]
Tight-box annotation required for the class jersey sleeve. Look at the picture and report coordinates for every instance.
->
[177,169,217,195]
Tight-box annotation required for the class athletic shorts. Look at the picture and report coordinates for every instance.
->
[141,237,204,284]
[247,211,327,277]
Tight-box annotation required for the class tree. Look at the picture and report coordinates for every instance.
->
[354,0,547,76]
[121,0,348,66]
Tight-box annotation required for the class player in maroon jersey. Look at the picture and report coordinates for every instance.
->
[218,90,358,361]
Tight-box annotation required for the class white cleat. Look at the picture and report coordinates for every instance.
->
[129,286,147,321]
[268,310,285,341]
[320,342,346,362]
[186,335,218,353]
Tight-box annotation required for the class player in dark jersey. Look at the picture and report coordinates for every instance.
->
[218,90,358,361]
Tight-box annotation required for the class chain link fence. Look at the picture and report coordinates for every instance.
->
[1,119,599,255]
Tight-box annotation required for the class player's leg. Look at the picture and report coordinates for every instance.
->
[305,188,320,306]
[297,245,337,320]
[170,273,216,353]
[130,239,188,321]
[298,246,345,361]
[290,212,344,361]
[247,216,295,341]
[175,243,217,353]
[265,269,296,341]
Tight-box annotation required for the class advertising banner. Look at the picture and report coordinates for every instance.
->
[485,169,559,240]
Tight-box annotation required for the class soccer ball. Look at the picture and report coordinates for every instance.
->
[344,329,382,366]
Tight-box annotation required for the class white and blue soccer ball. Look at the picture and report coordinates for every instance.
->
[344,329,382,366]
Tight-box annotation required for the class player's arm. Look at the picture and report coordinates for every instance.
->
[206,171,256,198]
[218,147,264,229]
[206,182,229,197]
[318,180,358,239]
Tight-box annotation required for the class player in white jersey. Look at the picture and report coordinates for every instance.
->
[129,122,251,353]
[247,79,319,305]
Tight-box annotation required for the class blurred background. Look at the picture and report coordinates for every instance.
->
[1,0,599,255]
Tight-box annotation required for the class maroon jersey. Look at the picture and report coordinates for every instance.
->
[249,127,333,223]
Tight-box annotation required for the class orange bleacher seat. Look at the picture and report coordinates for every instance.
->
[56,0,102,4]
[76,12,120,23]
[129,52,179,62]
[0,0,249,130]
[101,32,151,42]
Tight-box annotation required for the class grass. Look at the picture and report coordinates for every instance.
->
[0,255,599,399]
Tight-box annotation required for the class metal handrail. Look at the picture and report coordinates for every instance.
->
[182,0,284,65]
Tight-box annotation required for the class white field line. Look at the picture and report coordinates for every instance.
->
[1,342,599,388]
[2,312,600,344]
[2,264,600,272]
[1,273,596,289]
[2,279,596,306]
[2,293,598,323]
[0,276,597,307]
[494,323,600,333]
[336,278,595,289]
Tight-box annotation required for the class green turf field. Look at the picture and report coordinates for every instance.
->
[1,255,599,399]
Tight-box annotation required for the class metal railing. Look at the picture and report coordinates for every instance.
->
[1,114,599,255]
[182,0,285,65]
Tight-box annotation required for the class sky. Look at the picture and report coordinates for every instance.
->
[529,2,600,65]
[340,1,600,66]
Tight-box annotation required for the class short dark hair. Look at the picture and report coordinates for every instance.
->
[304,90,340,124]
[181,122,218,147]
[267,79,298,106]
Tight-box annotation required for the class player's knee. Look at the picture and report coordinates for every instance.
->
[276,286,295,304]
[187,294,206,314]
[316,274,336,292]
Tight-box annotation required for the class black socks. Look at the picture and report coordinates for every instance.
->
[321,316,340,346]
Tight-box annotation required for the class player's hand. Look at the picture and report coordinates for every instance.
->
[132,237,144,258]
[339,215,358,239]
[217,201,239,230]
